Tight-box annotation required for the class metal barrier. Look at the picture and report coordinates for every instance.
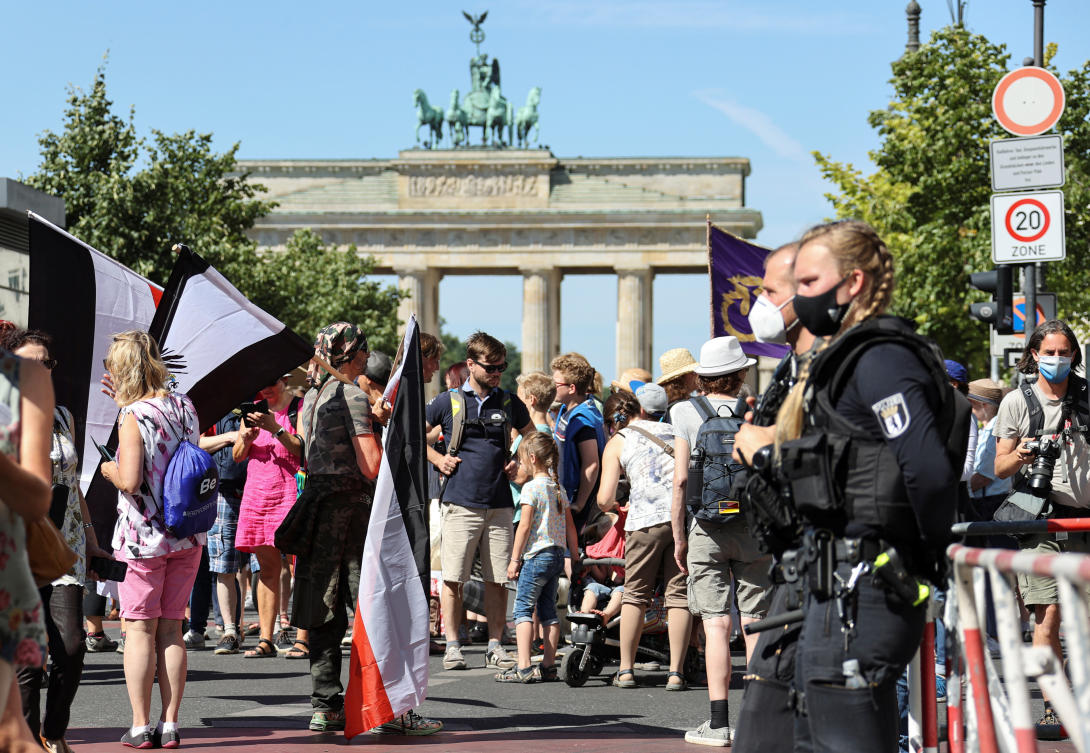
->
[945,541,1090,753]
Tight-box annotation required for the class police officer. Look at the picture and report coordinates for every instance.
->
[734,220,963,753]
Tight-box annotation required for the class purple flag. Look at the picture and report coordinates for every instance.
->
[708,222,790,359]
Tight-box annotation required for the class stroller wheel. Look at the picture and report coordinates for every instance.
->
[562,649,590,687]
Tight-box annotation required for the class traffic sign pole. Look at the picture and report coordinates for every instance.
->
[1025,266,1036,344]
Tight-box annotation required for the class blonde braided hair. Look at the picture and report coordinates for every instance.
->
[774,220,896,448]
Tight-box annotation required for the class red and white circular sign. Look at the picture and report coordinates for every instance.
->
[993,67,1065,136]
[1004,197,1050,242]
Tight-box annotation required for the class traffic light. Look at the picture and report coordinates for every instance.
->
[969,266,1014,334]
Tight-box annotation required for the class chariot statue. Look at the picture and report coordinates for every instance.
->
[412,11,542,149]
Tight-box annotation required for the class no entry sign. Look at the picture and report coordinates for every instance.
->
[992,67,1065,136]
[991,190,1065,263]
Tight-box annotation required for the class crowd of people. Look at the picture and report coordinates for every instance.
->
[0,217,1085,752]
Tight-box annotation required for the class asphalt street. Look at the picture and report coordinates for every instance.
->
[64,613,748,751]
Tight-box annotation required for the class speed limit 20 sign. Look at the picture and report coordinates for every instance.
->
[991,190,1065,263]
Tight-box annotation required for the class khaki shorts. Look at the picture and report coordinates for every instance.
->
[1017,532,1090,607]
[440,503,514,584]
[686,518,772,620]
[623,522,687,609]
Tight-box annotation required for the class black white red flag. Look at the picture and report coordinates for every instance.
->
[344,315,431,738]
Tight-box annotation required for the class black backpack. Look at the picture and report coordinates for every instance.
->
[686,396,747,524]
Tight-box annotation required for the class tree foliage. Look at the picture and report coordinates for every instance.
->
[27,63,404,350]
[250,228,404,353]
[815,28,1090,374]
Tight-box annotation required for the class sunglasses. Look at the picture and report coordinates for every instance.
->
[39,358,57,371]
[475,361,507,374]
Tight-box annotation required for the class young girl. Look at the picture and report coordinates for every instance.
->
[496,432,580,684]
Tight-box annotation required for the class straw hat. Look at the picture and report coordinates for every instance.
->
[656,348,698,385]
[611,367,653,393]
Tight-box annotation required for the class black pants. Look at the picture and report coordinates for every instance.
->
[794,564,925,753]
[732,578,806,753]
[17,584,87,740]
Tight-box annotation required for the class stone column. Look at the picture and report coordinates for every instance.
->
[396,267,441,395]
[521,267,561,374]
[615,267,653,376]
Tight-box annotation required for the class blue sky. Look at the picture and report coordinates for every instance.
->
[2,1,1087,378]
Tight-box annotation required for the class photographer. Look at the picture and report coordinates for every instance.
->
[993,319,1090,731]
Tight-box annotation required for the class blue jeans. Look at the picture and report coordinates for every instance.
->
[513,547,564,626]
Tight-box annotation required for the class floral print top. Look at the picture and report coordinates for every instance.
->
[0,352,47,668]
[111,392,205,559]
[52,406,87,585]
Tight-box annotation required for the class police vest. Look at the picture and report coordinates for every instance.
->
[780,316,970,550]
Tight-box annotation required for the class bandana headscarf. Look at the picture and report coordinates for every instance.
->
[308,322,368,387]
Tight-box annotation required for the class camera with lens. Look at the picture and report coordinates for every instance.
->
[1023,437,1062,498]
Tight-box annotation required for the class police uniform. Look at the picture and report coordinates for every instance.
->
[778,317,961,753]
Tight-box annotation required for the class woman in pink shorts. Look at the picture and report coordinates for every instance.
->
[98,331,204,749]
[233,375,302,658]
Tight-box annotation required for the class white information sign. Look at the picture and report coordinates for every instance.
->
[990,329,1025,363]
[990,190,1065,264]
[990,135,1064,191]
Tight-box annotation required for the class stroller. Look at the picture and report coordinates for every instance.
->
[561,556,701,687]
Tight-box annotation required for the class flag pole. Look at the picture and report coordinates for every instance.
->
[707,215,714,337]
[311,355,355,386]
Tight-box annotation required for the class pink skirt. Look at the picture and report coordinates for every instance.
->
[235,485,296,552]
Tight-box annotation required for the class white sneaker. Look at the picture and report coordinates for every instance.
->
[442,644,467,670]
[485,645,517,669]
[182,630,206,650]
[684,720,732,747]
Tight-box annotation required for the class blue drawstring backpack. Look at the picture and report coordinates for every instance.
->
[148,398,219,538]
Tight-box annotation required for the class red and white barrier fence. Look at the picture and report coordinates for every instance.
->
[945,541,1090,753]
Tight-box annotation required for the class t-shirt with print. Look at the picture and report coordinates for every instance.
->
[426,385,530,509]
[112,392,205,559]
[52,406,87,585]
[299,381,374,480]
[511,422,552,522]
[618,418,675,532]
[993,380,1090,508]
[520,476,569,559]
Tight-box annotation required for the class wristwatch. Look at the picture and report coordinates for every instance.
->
[275,427,286,438]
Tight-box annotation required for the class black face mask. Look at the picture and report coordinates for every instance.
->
[794,275,851,337]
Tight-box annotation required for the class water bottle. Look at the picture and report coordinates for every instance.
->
[687,448,705,508]
[842,659,867,689]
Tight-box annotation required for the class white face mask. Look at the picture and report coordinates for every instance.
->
[747,294,797,345]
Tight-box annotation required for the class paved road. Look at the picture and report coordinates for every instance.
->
[65,616,748,751]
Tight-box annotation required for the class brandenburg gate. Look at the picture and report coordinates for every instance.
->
[241,150,760,376]
[238,14,762,381]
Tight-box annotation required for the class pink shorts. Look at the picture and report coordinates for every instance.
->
[117,546,203,621]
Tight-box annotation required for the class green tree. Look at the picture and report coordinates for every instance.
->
[250,228,404,353]
[27,63,405,347]
[437,320,523,392]
[26,63,273,284]
[815,28,1090,374]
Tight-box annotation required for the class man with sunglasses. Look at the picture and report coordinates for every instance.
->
[425,332,533,671]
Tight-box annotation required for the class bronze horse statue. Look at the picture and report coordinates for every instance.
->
[515,86,541,148]
[413,89,444,146]
[446,89,468,147]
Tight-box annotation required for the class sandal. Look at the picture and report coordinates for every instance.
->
[612,669,637,688]
[532,663,559,682]
[666,671,688,691]
[244,638,277,658]
[284,640,310,660]
[494,666,537,683]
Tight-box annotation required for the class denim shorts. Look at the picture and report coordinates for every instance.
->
[513,546,564,626]
[584,577,624,608]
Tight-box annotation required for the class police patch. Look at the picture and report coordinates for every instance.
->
[871,393,911,439]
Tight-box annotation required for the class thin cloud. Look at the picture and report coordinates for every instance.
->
[693,89,808,161]
[505,1,877,34]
